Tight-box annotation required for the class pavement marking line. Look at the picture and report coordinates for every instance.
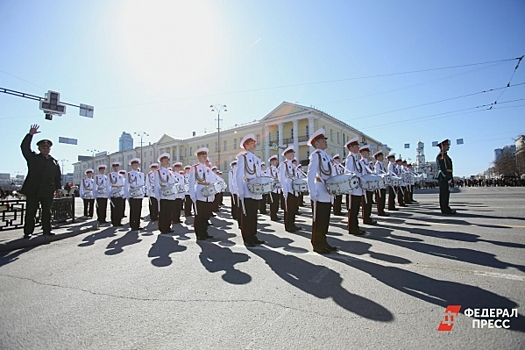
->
[308,267,330,283]
[404,221,525,229]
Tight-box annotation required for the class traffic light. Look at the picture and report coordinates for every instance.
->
[39,90,66,120]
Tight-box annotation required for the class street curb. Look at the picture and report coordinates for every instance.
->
[0,225,100,253]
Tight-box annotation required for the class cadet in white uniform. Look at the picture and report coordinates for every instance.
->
[171,161,185,224]
[259,162,269,214]
[80,168,95,218]
[183,165,193,217]
[125,158,145,231]
[395,157,407,207]
[154,153,177,234]
[279,146,300,233]
[359,145,377,225]
[109,162,125,227]
[331,155,344,216]
[189,147,219,240]
[267,155,281,221]
[228,161,238,220]
[307,129,338,254]
[373,151,389,216]
[344,137,366,236]
[94,165,110,224]
[386,153,397,211]
[235,134,266,247]
[147,163,159,221]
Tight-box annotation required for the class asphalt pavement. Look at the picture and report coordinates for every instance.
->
[1,187,524,349]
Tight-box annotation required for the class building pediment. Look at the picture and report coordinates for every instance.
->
[261,102,311,122]
[157,134,177,145]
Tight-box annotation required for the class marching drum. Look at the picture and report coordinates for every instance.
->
[161,186,175,197]
[111,188,124,198]
[129,187,145,198]
[390,175,402,187]
[202,182,222,197]
[325,173,360,195]
[175,183,186,193]
[219,181,227,192]
[292,178,308,193]
[97,186,107,195]
[273,180,282,191]
[83,190,94,199]
[401,173,412,184]
[361,174,382,191]
[247,177,274,195]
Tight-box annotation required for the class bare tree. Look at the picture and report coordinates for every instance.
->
[493,152,520,177]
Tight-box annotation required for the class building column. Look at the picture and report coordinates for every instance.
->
[264,125,270,163]
[176,144,180,162]
[293,119,299,161]
[308,117,315,153]
[278,123,284,162]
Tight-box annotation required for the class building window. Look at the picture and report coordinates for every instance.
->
[206,144,209,149]
[223,140,227,151]
[337,132,340,144]
[190,147,192,155]
[343,134,345,145]
[256,134,261,143]
[233,138,237,149]
[330,129,333,141]
[291,129,294,139]
[276,130,280,141]
[306,150,310,159]
[305,126,309,137]
[223,160,227,170]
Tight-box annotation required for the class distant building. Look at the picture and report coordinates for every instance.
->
[119,132,134,152]
[494,145,516,162]
[515,135,525,175]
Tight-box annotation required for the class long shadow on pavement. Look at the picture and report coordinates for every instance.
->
[197,241,251,284]
[0,246,35,267]
[78,226,119,247]
[325,253,525,333]
[250,247,393,321]
[148,234,187,267]
[105,229,142,255]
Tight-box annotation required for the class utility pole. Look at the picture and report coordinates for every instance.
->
[87,149,100,169]
[134,132,149,167]
[210,104,227,169]
[59,159,68,186]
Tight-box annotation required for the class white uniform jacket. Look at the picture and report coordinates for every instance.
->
[236,151,264,200]
[268,165,281,194]
[278,160,297,196]
[345,153,365,196]
[171,171,186,200]
[388,162,397,176]
[94,174,110,199]
[125,170,145,199]
[228,169,238,195]
[307,149,335,203]
[189,163,219,202]
[109,172,125,198]
[147,171,157,198]
[154,167,177,201]
[183,173,191,196]
[375,160,386,175]
[80,177,95,199]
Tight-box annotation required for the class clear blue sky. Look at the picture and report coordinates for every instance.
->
[1,0,524,177]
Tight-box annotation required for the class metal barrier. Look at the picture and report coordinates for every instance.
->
[0,196,75,231]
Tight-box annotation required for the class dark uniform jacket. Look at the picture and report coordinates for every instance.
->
[20,134,62,197]
[435,152,453,182]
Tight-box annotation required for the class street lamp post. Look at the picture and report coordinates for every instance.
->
[134,132,149,168]
[59,159,68,187]
[87,149,100,169]
[210,104,227,169]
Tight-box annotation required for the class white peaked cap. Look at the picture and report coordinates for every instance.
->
[240,134,256,149]
[195,147,209,156]
[307,128,327,147]
[158,153,170,162]
[281,145,295,156]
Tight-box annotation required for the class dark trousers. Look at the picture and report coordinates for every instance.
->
[269,192,280,219]
[397,186,405,206]
[280,193,286,210]
[195,200,212,239]
[284,193,298,231]
[219,192,223,206]
[241,198,260,242]
[111,197,124,226]
[212,194,220,212]
[362,191,373,222]
[439,180,451,213]
[259,194,268,214]
[96,198,108,223]
[236,196,243,227]
[24,195,53,235]
[129,198,142,230]
[184,195,193,216]
[333,195,343,215]
[83,198,94,217]
[172,198,183,223]
[149,197,159,220]
[122,198,126,217]
[404,186,411,204]
[348,195,362,233]
[231,194,238,220]
[312,201,331,250]
[388,187,396,210]
[159,199,174,233]
[298,193,304,206]
[376,189,387,215]
[345,194,350,210]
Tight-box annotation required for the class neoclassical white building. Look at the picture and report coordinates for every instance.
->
[73,102,390,187]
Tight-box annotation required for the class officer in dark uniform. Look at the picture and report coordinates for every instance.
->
[20,124,62,238]
[435,139,456,215]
